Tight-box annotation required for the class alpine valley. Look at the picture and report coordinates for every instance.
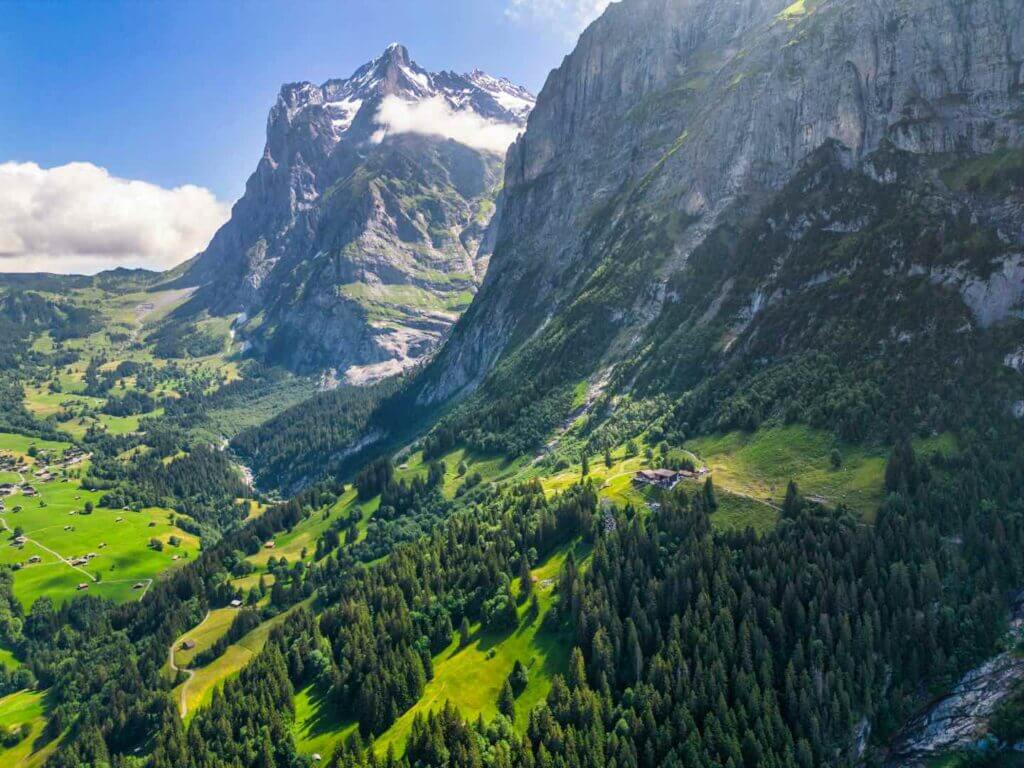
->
[0,2,1023,768]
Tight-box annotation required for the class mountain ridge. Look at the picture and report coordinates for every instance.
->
[405,0,1024,437]
[167,44,535,382]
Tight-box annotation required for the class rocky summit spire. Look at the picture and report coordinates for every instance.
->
[381,42,410,64]
[175,49,535,382]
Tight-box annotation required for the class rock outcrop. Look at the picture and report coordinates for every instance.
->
[888,593,1024,765]
[417,0,1024,404]
[175,44,534,381]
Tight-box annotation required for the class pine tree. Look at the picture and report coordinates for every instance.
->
[459,616,472,648]
[581,453,590,477]
[829,448,842,469]
[498,679,516,721]
[519,556,533,598]
[509,659,529,696]
[703,476,718,511]
[782,480,800,517]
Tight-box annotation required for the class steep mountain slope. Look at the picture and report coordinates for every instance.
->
[406,0,1024,454]
[173,45,534,382]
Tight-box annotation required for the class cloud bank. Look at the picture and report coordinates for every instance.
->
[505,0,614,39]
[0,161,229,275]
[373,96,522,155]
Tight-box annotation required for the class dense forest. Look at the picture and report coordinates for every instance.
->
[6,395,1015,768]
[231,378,402,491]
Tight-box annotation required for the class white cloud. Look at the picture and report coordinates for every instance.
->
[0,161,230,275]
[505,0,614,39]
[373,96,522,155]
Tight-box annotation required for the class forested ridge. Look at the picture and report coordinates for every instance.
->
[4,391,1014,768]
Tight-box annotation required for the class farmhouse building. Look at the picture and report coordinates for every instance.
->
[633,469,683,489]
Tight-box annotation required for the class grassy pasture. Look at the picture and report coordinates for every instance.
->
[173,608,238,668]
[0,642,19,670]
[288,541,588,760]
[394,447,529,500]
[0,433,71,461]
[246,488,375,570]
[0,439,199,606]
[684,425,887,519]
[292,684,357,760]
[371,540,584,757]
[0,689,59,767]
[177,599,312,720]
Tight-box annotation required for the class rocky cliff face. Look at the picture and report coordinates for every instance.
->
[418,0,1024,404]
[177,44,534,382]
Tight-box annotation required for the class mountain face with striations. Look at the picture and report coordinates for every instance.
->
[405,0,1024,454]
[176,44,534,383]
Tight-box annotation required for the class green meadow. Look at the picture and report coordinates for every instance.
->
[331,540,585,759]
[175,599,312,720]
[0,438,199,607]
[173,608,238,668]
[0,689,59,767]
[684,425,888,519]
[247,488,376,570]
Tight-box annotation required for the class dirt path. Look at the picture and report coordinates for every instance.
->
[169,610,211,719]
[0,513,96,582]
[102,577,154,602]
[722,487,783,512]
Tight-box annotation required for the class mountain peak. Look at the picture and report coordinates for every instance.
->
[381,42,410,64]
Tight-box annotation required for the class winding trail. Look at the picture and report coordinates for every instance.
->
[0,512,96,582]
[3,480,154,598]
[169,610,211,719]
[721,487,783,512]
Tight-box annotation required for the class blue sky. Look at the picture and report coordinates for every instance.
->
[0,0,611,274]
[1,0,596,201]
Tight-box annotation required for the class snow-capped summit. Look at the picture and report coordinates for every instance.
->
[272,45,536,145]
[177,47,535,382]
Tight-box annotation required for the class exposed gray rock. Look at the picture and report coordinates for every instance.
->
[888,653,1024,764]
[176,44,534,377]
[933,255,1024,327]
[419,0,1024,404]
[888,593,1024,765]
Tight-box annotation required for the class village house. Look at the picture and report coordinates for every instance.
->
[230,598,243,608]
[27,555,41,564]
[632,468,683,489]
[180,639,196,651]
[76,583,89,591]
